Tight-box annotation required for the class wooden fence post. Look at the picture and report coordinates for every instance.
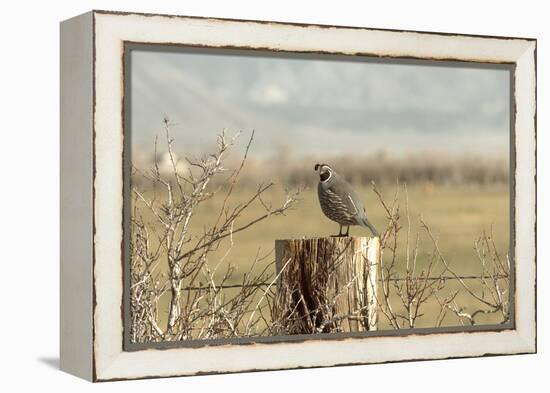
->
[273,236,379,335]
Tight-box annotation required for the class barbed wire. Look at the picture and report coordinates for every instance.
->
[181,274,508,291]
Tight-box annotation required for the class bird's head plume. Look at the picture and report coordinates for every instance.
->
[314,163,333,182]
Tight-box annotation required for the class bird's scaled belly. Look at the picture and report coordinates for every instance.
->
[320,197,357,225]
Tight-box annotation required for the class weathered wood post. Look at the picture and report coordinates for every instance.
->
[273,236,379,335]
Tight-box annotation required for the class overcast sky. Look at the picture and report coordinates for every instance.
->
[129,48,510,161]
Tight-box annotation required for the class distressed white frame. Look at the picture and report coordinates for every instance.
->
[61,10,536,381]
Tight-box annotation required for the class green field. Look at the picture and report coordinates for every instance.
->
[186,183,509,276]
[134,182,510,332]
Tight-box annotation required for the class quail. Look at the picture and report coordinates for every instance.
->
[315,163,379,237]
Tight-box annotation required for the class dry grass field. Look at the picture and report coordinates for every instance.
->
[186,183,509,277]
[134,180,510,331]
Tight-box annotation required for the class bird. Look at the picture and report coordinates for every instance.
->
[314,163,379,237]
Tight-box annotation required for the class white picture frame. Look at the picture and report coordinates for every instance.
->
[60,10,536,381]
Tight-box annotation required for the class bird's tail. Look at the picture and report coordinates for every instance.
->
[359,217,379,237]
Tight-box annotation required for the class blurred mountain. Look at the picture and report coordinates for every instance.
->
[129,48,510,160]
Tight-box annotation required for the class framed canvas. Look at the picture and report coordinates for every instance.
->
[60,10,537,381]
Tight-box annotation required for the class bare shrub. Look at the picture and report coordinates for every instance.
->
[129,118,300,343]
[436,229,511,326]
[372,182,510,329]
